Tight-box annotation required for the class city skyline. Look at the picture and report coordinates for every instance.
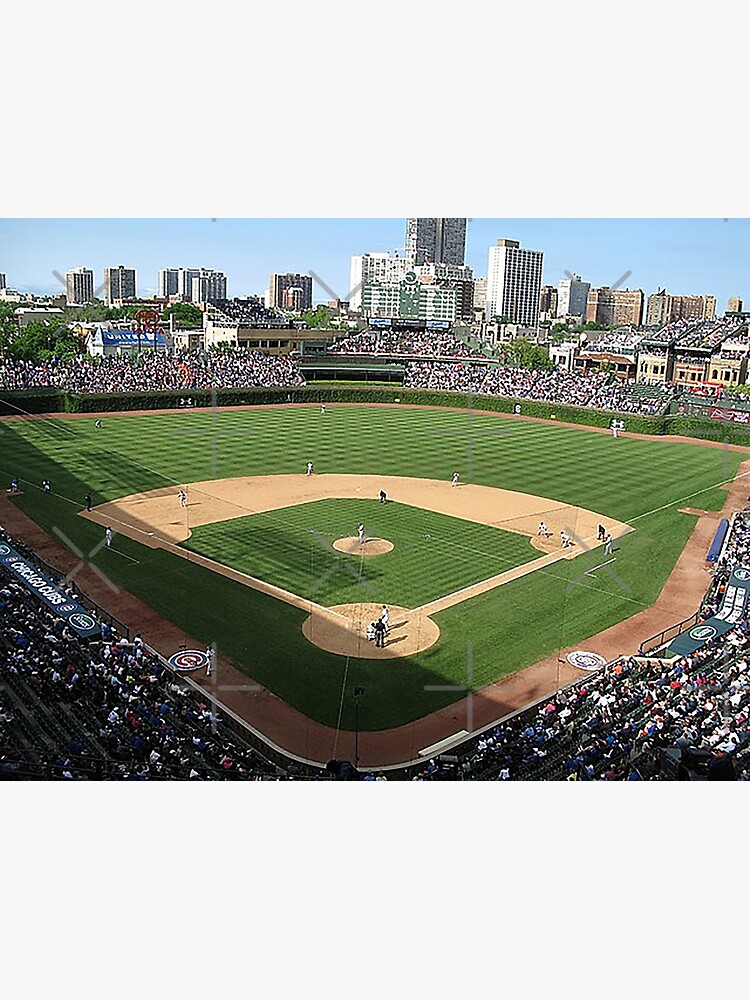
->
[0,218,747,312]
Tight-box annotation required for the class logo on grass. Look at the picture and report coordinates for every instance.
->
[69,612,97,631]
[0,544,10,557]
[689,625,717,641]
[734,568,750,581]
[168,649,209,672]
[567,651,606,671]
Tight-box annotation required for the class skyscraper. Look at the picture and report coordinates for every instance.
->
[65,267,95,305]
[485,239,544,326]
[0,272,6,291]
[269,273,313,311]
[556,274,591,319]
[158,268,180,298]
[586,287,644,326]
[103,265,137,305]
[349,254,408,310]
[405,218,467,266]
[191,269,227,303]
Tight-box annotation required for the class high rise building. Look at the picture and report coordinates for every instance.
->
[417,261,474,321]
[485,239,544,326]
[556,273,591,319]
[269,273,313,312]
[473,277,487,313]
[539,285,558,321]
[0,272,6,291]
[103,265,137,305]
[405,218,467,266]
[728,296,744,314]
[65,267,95,305]
[586,287,644,326]
[158,268,181,298]
[191,269,227,303]
[646,290,717,326]
[349,254,408,310]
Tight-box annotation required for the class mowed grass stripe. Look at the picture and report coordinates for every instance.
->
[0,405,743,730]
[183,498,538,608]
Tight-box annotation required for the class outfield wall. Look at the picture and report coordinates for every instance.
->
[4,384,750,443]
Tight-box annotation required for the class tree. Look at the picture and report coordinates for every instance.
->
[5,318,80,362]
[504,337,553,371]
[163,302,202,328]
[301,305,335,329]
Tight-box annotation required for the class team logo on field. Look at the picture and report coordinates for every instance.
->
[168,649,209,672]
[689,625,717,641]
[734,567,750,581]
[69,612,97,631]
[567,651,606,671]
[0,544,10,556]
[60,603,77,613]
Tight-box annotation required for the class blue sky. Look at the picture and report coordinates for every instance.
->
[0,218,747,310]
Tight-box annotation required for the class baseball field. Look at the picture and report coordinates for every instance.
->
[0,402,741,736]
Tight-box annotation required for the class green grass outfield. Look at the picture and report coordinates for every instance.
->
[183,498,538,608]
[0,403,741,730]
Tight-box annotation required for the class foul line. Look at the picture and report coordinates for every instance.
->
[627,468,750,523]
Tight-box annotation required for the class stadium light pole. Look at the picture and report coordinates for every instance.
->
[354,686,366,770]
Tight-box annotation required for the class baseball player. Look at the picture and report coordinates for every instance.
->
[178,489,187,508]
[42,479,51,494]
[611,419,620,439]
[10,476,19,494]
[537,520,551,537]
[84,493,92,512]
[374,618,386,648]
[104,526,113,548]
[357,522,365,545]
[320,403,326,415]
[306,461,314,476]
[451,471,460,488]
[597,523,606,542]
[604,532,614,556]
[379,604,390,631]
[379,489,387,503]
[95,419,103,429]
[560,530,572,549]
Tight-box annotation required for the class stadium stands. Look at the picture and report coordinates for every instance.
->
[0,527,321,780]
[0,349,306,393]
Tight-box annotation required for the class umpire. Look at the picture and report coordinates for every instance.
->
[374,618,386,648]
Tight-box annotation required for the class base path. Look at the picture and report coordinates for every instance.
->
[80,473,630,658]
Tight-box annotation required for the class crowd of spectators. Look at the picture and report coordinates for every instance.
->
[328,329,485,360]
[208,298,289,329]
[0,348,306,393]
[403,361,671,414]
[0,529,319,780]
[582,331,643,355]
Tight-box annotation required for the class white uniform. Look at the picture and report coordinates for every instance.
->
[357,523,365,544]
[451,472,460,487]
[560,531,572,548]
[321,404,326,415]
[105,527,113,547]
[379,605,390,630]
[178,490,187,508]
[538,521,550,537]
[306,462,314,476]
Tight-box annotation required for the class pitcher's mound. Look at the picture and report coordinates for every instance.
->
[302,602,439,659]
[332,537,394,556]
